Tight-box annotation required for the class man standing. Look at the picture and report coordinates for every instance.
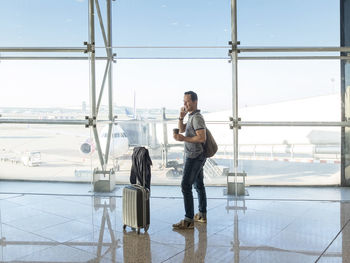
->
[173,91,207,229]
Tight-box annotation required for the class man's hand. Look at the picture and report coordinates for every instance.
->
[174,134,185,141]
[179,107,187,119]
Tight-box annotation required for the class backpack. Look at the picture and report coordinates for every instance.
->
[190,113,218,158]
[203,128,218,158]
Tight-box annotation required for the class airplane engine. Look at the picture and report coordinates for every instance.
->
[80,138,95,154]
[79,125,129,159]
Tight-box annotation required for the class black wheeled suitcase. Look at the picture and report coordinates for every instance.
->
[122,184,150,234]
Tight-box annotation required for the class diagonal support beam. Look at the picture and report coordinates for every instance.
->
[95,0,111,56]
[96,60,111,114]
[92,127,106,168]
[104,123,113,165]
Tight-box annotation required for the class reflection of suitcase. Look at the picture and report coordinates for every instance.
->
[123,231,151,262]
[122,184,150,234]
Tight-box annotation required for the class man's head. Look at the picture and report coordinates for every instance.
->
[183,91,198,113]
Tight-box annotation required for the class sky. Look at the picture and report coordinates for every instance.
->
[0,0,341,111]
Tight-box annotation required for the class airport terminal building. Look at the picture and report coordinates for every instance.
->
[1,0,350,262]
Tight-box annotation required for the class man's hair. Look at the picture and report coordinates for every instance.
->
[184,91,198,102]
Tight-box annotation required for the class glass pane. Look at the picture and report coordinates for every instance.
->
[113,59,232,112]
[0,0,88,47]
[95,58,233,186]
[111,121,231,186]
[237,0,339,46]
[233,127,340,185]
[113,0,230,46]
[0,124,93,193]
[238,60,341,121]
[0,60,89,110]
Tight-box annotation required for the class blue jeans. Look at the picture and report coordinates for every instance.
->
[181,153,207,221]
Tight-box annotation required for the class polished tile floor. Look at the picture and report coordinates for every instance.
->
[0,184,350,262]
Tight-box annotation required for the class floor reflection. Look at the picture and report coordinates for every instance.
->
[92,196,119,262]
[0,196,120,262]
[228,198,247,263]
[0,189,350,262]
[172,223,208,263]
[123,231,151,263]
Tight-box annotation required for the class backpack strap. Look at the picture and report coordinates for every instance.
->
[189,113,206,150]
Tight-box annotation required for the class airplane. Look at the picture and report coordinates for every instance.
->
[80,123,129,171]
[153,93,340,162]
[204,93,340,144]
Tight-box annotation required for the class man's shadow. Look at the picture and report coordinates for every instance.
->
[173,223,208,263]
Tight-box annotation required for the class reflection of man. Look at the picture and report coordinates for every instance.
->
[173,224,208,262]
[173,91,207,229]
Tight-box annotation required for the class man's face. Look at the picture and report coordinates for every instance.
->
[183,94,196,112]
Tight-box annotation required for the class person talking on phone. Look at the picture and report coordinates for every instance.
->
[172,91,207,230]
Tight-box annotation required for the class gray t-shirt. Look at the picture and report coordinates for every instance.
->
[184,110,206,158]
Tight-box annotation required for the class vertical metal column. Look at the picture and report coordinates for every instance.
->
[89,0,96,120]
[230,0,239,195]
[341,0,350,186]
[162,108,169,167]
[89,0,105,168]
[104,0,113,165]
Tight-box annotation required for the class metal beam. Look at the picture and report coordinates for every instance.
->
[0,56,107,60]
[0,119,88,125]
[94,0,110,55]
[230,0,239,197]
[341,0,350,186]
[238,56,350,60]
[95,45,350,52]
[0,47,86,52]
[1,46,350,53]
[237,121,350,127]
[96,60,110,114]
[93,126,106,169]
[104,0,114,165]
[238,47,350,52]
[2,56,350,60]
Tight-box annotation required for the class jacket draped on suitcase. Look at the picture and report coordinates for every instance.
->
[130,147,152,190]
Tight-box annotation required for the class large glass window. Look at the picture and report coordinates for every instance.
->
[0,0,343,188]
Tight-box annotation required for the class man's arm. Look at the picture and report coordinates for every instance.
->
[175,129,206,143]
[178,118,186,133]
